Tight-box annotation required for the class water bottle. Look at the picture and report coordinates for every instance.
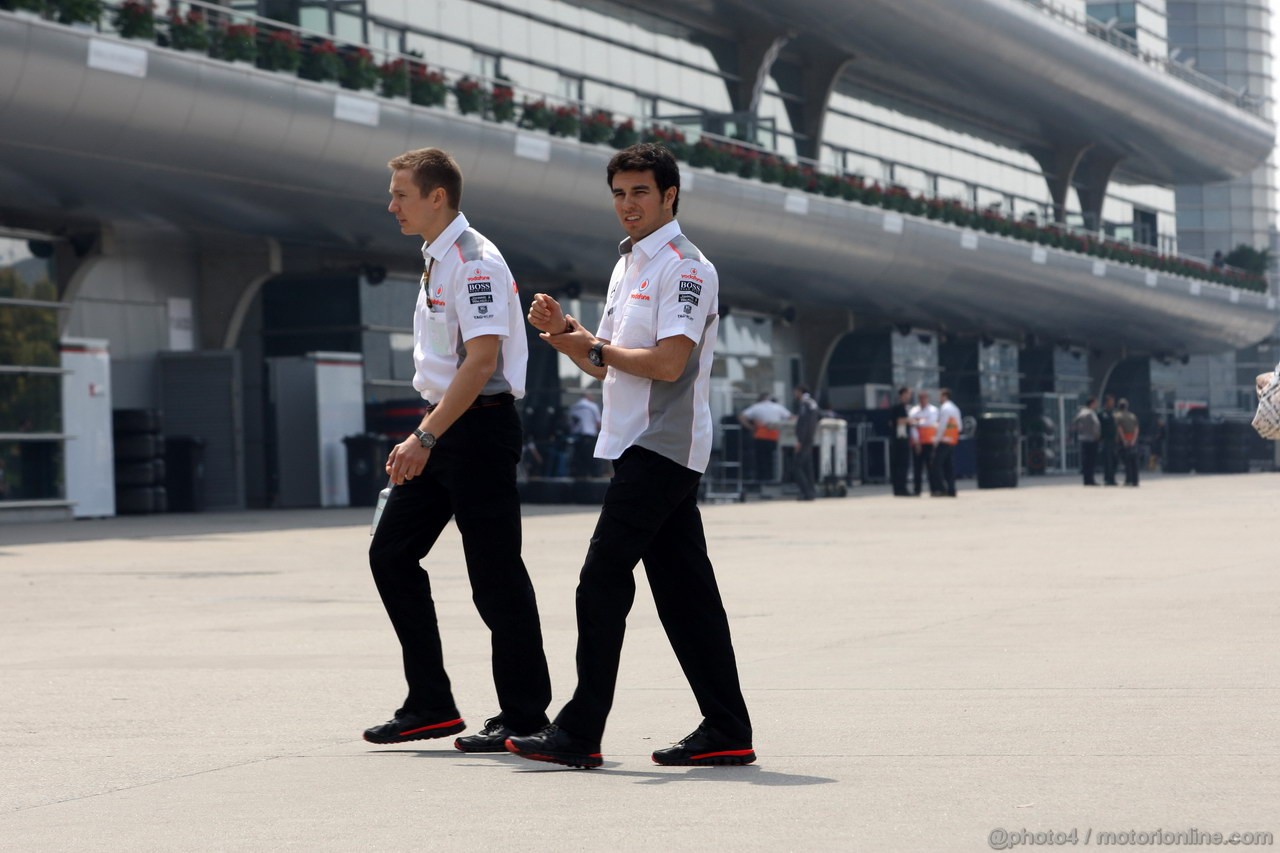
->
[369,485,392,536]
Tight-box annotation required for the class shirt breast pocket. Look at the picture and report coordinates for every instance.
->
[617,295,656,346]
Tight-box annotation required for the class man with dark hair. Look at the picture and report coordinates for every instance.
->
[1114,398,1140,486]
[793,384,820,501]
[509,142,755,769]
[889,386,913,496]
[1099,393,1118,486]
[933,387,961,497]
[1071,395,1101,486]
[362,147,552,753]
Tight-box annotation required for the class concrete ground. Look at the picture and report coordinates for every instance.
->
[0,473,1276,852]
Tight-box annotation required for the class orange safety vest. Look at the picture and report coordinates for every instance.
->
[941,417,959,445]
[754,424,780,442]
[917,424,937,444]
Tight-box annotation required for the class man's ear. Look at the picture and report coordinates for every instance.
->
[664,186,678,211]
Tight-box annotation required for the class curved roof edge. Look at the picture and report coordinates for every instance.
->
[0,19,1274,355]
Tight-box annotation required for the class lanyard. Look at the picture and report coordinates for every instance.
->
[423,257,437,312]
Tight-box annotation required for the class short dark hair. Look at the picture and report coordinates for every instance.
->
[795,384,810,394]
[1117,398,1129,410]
[1086,395,1097,406]
[939,387,951,399]
[388,147,463,209]
[606,143,680,215]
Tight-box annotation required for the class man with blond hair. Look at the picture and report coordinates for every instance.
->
[363,147,552,753]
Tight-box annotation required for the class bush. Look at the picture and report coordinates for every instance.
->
[610,118,639,149]
[213,23,256,63]
[340,46,378,91]
[490,83,515,122]
[166,7,208,52]
[260,29,301,72]
[378,59,409,98]
[52,0,101,25]
[453,77,485,115]
[579,109,613,144]
[409,65,447,106]
[112,0,153,39]
[299,39,342,82]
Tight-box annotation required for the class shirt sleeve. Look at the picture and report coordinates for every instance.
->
[656,255,716,344]
[454,257,511,343]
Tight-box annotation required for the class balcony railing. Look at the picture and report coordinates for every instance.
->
[1019,0,1265,116]
[2,1,1269,293]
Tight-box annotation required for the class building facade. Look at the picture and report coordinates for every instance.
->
[0,0,1275,518]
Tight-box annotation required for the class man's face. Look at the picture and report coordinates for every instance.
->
[611,169,676,241]
[387,169,437,238]
[918,393,930,406]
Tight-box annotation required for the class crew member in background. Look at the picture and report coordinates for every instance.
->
[933,387,962,497]
[1098,394,1118,486]
[1071,396,1101,486]
[1114,398,1140,487]
[793,384,820,502]
[889,387,913,497]
[738,393,791,485]
[568,391,602,478]
[908,389,939,496]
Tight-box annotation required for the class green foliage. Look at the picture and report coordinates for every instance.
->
[1224,244,1270,277]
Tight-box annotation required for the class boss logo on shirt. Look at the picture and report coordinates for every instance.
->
[470,294,493,304]
[467,282,492,294]
[678,293,699,305]
[679,280,702,295]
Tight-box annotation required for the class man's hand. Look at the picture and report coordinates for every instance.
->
[528,293,567,335]
[541,315,595,360]
[386,438,429,486]
[1257,371,1273,397]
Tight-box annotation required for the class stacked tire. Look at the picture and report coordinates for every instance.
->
[975,414,1019,489]
[1163,420,1193,472]
[1216,422,1251,474]
[114,409,167,514]
[1192,420,1218,474]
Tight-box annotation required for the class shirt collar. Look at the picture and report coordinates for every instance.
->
[422,211,470,264]
[618,219,682,261]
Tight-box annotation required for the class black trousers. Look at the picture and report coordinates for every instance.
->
[913,444,936,495]
[794,443,816,500]
[368,402,551,733]
[1080,440,1098,485]
[751,438,777,482]
[890,438,911,494]
[933,442,957,496]
[1121,447,1139,486]
[1101,442,1118,485]
[554,446,752,744]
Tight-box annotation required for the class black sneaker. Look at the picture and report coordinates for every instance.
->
[363,712,465,745]
[454,715,515,753]
[504,724,602,769]
[652,723,756,766]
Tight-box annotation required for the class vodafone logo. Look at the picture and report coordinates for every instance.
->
[436,286,442,295]
[639,280,649,290]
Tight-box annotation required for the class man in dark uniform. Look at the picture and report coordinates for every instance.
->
[889,386,913,496]
[1098,393,1118,486]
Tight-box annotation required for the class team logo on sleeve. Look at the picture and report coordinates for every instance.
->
[678,293,699,305]
[478,306,489,315]
[470,294,492,304]
[679,280,702,296]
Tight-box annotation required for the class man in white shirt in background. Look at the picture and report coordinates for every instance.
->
[933,387,962,497]
[909,390,940,496]
[738,393,792,485]
[568,391,602,478]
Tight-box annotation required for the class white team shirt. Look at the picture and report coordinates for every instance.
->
[741,399,792,429]
[936,400,962,445]
[569,397,601,437]
[908,403,939,443]
[412,212,527,403]
[594,219,719,473]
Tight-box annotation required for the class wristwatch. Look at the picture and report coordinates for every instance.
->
[587,342,606,368]
[412,428,437,449]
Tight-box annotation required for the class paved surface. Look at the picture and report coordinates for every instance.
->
[1,474,1276,852]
